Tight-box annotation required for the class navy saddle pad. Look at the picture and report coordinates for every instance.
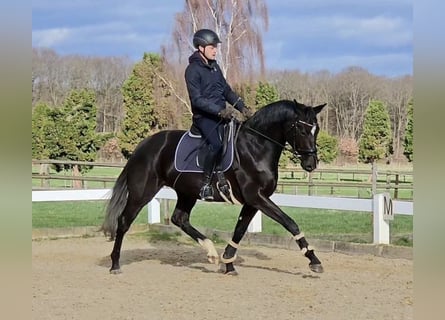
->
[174,122,235,173]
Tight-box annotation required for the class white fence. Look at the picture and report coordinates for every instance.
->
[32,187,413,245]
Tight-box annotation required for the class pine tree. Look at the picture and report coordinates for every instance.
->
[44,106,78,162]
[62,89,102,165]
[32,103,52,159]
[255,81,279,110]
[403,99,413,162]
[358,100,393,163]
[118,53,169,158]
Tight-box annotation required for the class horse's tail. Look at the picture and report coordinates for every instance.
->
[100,166,128,240]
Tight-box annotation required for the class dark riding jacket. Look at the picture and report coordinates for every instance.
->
[185,51,245,121]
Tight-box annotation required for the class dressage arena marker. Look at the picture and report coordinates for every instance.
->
[373,193,394,244]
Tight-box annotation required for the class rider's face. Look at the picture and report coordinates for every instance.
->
[199,44,218,61]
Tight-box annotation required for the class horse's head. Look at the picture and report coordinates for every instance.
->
[285,100,326,172]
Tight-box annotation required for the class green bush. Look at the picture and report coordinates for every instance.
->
[317,130,338,164]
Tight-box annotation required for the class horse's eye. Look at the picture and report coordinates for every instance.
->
[297,124,307,136]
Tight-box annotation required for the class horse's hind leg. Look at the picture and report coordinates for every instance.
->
[219,204,258,275]
[109,195,148,274]
[170,194,219,264]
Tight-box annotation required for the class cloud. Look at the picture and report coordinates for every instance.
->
[32,28,71,47]
[264,9,411,76]
[32,21,172,60]
[32,1,412,76]
[268,52,412,76]
[265,0,411,13]
[332,15,411,47]
[267,14,411,47]
[32,1,183,59]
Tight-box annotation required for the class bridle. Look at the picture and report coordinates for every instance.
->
[244,119,318,159]
[288,120,318,157]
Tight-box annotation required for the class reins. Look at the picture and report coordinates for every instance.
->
[244,125,289,150]
[242,119,317,159]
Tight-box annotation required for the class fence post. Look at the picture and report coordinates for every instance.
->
[394,173,399,199]
[147,199,161,224]
[247,211,262,233]
[308,172,313,196]
[162,199,170,224]
[373,193,393,244]
[371,162,377,196]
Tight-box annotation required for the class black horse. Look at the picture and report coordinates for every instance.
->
[102,99,326,274]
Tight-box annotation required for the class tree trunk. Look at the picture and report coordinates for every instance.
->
[39,163,49,188]
[371,162,377,196]
[72,165,82,189]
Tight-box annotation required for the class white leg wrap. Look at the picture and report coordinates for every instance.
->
[220,253,237,264]
[293,233,305,240]
[228,240,239,249]
[301,246,315,255]
[198,238,219,264]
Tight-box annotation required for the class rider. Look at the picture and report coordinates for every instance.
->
[185,28,252,201]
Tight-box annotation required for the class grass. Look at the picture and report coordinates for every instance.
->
[32,200,413,246]
[31,200,147,228]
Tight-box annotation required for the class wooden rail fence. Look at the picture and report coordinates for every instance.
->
[32,160,413,200]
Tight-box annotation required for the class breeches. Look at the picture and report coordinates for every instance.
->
[194,117,223,153]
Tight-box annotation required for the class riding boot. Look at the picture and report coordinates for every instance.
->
[199,173,214,201]
[199,149,218,201]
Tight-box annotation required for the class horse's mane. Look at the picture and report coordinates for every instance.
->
[248,99,308,128]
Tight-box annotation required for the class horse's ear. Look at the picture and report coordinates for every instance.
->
[313,103,327,114]
[293,99,304,108]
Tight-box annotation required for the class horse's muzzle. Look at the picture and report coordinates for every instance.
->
[299,152,318,172]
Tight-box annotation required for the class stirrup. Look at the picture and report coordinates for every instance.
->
[199,184,214,201]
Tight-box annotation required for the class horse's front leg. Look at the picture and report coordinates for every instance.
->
[219,204,258,275]
[255,195,324,273]
[170,194,219,264]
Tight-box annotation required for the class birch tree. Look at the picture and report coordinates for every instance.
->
[169,0,269,84]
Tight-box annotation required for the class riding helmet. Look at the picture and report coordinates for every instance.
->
[193,29,221,48]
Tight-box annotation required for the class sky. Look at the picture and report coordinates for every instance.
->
[32,0,412,77]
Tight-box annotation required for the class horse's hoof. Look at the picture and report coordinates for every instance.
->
[217,264,238,276]
[208,255,219,265]
[309,263,324,273]
[110,268,122,274]
[217,268,238,276]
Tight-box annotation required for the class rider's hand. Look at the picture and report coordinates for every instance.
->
[232,109,247,122]
[219,105,248,122]
[242,107,254,118]
[218,107,234,120]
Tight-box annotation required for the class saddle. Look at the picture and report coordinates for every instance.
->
[174,121,235,173]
